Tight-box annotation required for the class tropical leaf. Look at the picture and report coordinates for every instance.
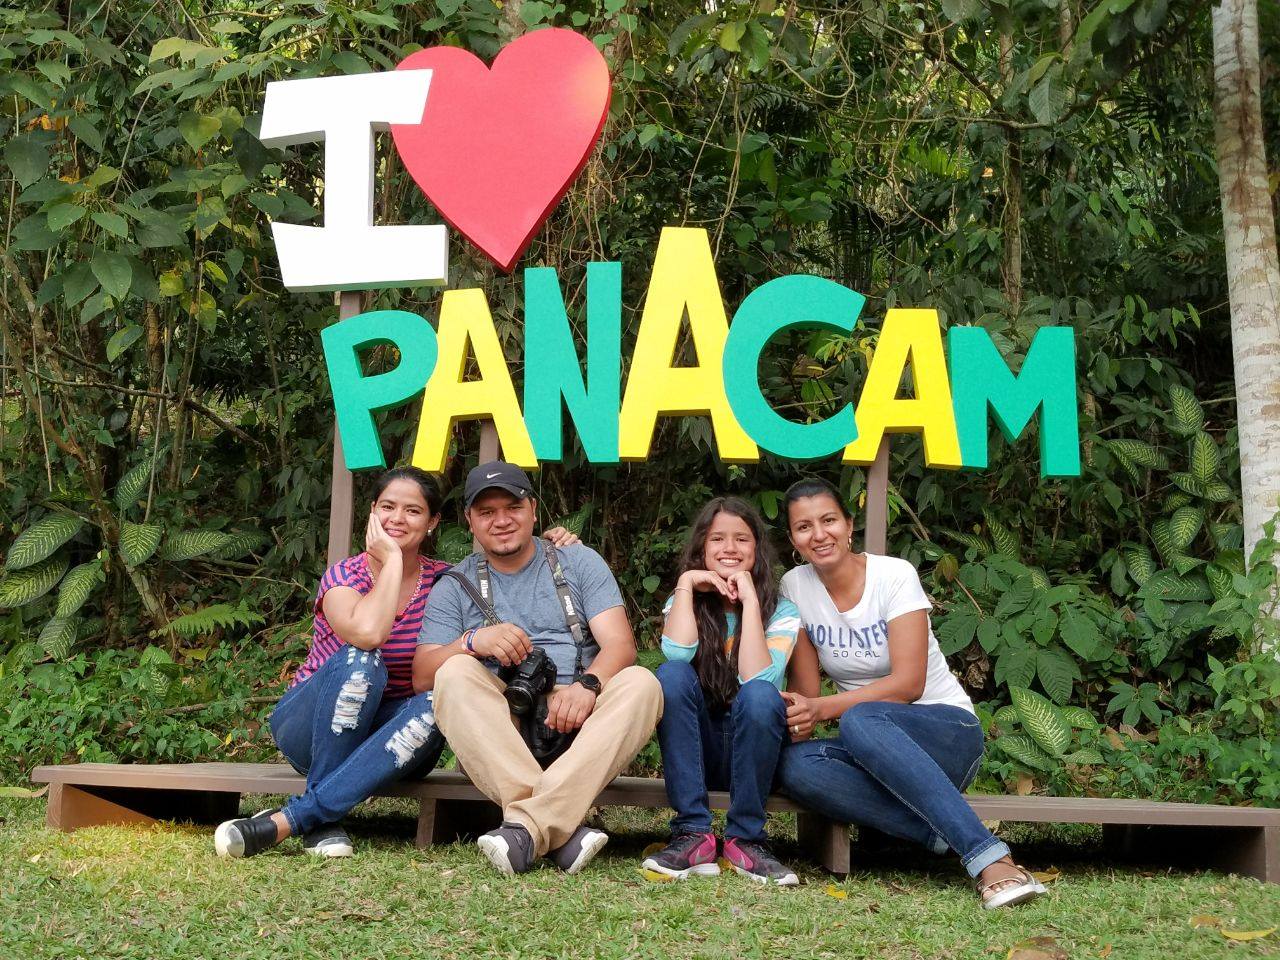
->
[55,560,105,617]
[1036,646,1079,705]
[1060,705,1098,729]
[434,525,472,565]
[114,460,153,511]
[936,607,979,655]
[1168,506,1204,549]
[1063,748,1103,765]
[984,511,1020,559]
[1210,523,1243,550]
[166,601,264,638]
[1141,570,1213,602]
[1204,563,1234,601]
[994,733,1056,772]
[4,513,84,571]
[1201,481,1233,502]
[1168,472,1204,497]
[158,529,233,562]
[993,704,1019,729]
[119,522,163,567]
[1110,448,1142,484]
[1059,606,1102,660]
[0,555,69,608]
[1168,384,1204,434]
[1107,439,1165,469]
[1010,686,1073,757]
[555,504,592,538]
[1151,519,1180,565]
[1163,491,1194,512]
[1189,432,1220,483]
[1028,567,1050,590]
[38,615,79,659]
[940,0,983,23]
[209,529,268,560]
[1143,632,1174,667]
[995,647,1037,690]
[945,530,990,555]
[1123,547,1156,586]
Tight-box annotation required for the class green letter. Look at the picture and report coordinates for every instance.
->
[321,310,437,470]
[523,263,621,462]
[723,275,864,459]
[949,326,1081,477]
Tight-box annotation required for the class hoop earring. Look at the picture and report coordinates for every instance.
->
[792,549,803,565]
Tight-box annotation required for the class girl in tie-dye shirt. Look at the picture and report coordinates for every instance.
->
[642,497,803,886]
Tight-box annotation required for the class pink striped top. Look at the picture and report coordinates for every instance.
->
[292,553,450,699]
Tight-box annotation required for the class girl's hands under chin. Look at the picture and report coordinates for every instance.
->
[678,569,732,598]
[725,570,757,604]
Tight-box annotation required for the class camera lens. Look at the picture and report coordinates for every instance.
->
[506,685,534,715]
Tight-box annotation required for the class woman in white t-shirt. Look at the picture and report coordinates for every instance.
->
[776,478,1045,909]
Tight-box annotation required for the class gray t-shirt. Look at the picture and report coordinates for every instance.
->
[419,542,624,684]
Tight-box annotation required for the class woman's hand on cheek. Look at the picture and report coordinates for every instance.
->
[365,512,398,563]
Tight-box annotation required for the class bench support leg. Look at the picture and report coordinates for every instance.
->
[797,811,850,876]
[1104,824,1278,884]
[416,797,503,848]
[46,783,240,832]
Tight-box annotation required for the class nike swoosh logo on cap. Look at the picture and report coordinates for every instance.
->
[486,472,501,479]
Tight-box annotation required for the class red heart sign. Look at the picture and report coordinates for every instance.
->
[391,29,611,273]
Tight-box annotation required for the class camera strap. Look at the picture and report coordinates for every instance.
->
[441,569,501,627]
[453,540,589,679]
[541,540,588,680]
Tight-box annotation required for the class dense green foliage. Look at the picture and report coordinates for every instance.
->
[1,1,1278,803]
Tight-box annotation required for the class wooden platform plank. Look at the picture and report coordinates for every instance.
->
[32,764,1280,826]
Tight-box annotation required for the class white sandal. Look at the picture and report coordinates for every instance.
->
[977,862,1048,910]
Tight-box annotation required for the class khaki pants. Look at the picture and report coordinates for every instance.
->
[433,655,663,856]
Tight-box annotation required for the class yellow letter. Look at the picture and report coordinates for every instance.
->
[411,288,536,473]
[843,308,961,468]
[617,228,757,462]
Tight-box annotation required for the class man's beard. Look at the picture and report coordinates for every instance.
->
[487,536,528,557]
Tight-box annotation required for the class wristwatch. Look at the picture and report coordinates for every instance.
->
[574,673,602,695]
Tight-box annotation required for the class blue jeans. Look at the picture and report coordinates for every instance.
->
[778,700,1009,878]
[655,660,786,844]
[269,645,446,836]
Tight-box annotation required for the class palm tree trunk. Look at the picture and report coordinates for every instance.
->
[1212,0,1280,569]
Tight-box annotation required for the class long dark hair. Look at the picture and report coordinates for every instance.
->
[679,497,779,711]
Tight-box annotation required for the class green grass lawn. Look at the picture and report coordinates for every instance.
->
[1,796,1277,959]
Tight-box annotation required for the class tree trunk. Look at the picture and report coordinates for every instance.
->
[999,31,1023,313]
[1212,0,1280,569]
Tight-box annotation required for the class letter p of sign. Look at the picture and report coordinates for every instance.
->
[259,72,449,291]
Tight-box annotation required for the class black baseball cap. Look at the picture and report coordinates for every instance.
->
[464,461,534,509]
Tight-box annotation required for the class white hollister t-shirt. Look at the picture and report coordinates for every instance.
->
[780,555,974,714]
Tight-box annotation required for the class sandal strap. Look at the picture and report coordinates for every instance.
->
[976,864,1034,896]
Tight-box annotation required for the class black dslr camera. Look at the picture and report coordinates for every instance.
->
[499,647,569,763]
[499,645,558,715]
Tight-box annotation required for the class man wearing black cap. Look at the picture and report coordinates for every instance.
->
[414,461,662,876]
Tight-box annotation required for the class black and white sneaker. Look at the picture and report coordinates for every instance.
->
[547,825,609,875]
[214,812,282,858]
[477,822,536,876]
[303,823,354,858]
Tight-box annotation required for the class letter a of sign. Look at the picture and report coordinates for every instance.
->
[259,71,449,292]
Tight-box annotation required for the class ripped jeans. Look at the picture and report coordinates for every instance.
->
[777,701,1010,879]
[270,645,445,836]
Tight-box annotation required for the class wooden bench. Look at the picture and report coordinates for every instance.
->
[32,761,1278,882]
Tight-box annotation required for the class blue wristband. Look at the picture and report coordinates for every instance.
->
[463,629,477,654]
